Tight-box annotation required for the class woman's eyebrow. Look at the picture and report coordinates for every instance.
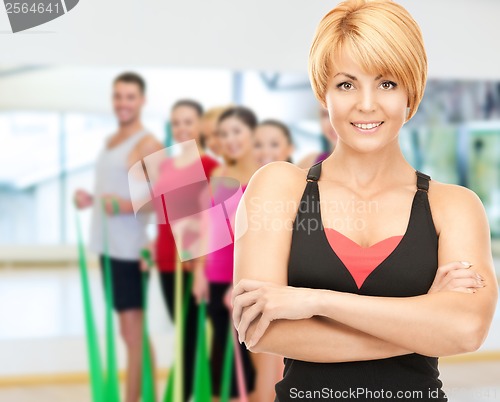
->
[333,72,384,81]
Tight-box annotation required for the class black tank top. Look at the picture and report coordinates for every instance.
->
[275,160,447,402]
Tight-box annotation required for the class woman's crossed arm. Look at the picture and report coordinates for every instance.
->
[232,162,498,360]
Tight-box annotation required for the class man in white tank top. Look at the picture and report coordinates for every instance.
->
[74,72,163,402]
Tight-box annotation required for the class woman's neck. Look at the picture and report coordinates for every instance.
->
[325,138,414,190]
[230,150,259,183]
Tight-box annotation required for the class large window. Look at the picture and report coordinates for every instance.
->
[1,74,500,244]
[0,112,163,245]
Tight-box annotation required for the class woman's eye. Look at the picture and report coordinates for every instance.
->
[337,82,353,91]
[380,81,397,90]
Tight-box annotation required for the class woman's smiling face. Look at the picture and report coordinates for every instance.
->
[218,116,254,161]
[253,124,293,166]
[171,105,201,143]
[324,48,409,153]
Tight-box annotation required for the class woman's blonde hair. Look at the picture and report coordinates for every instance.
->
[308,0,427,121]
[202,105,234,122]
[201,105,234,165]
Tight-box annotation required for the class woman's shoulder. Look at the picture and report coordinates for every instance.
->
[428,178,486,234]
[238,162,309,223]
[245,161,308,200]
[200,154,219,176]
[200,153,219,165]
[210,164,224,178]
[430,179,483,207]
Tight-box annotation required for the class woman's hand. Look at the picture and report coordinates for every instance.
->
[428,261,485,294]
[192,265,210,304]
[223,285,233,310]
[232,279,317,348]
[101,194,126,215]
[74,189,93,209]
[182,260,194,272]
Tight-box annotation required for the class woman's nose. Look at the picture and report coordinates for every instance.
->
[356,89,377,113]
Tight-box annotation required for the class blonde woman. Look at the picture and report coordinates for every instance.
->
[201,105,233,159]
[232,1,498,401]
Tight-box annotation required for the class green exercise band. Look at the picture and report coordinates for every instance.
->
[75,209,105,402]
[193,299,212,402]
[163,256,197,402]
[140,248,156,402]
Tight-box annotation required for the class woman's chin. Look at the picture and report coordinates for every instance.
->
[343,138,392,154]
[225,149,243,161]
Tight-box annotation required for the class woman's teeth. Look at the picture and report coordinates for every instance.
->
[352,122,383,130]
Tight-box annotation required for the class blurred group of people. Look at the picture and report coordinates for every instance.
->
[74,71,337,402]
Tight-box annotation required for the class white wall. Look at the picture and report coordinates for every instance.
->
[0,1,499,80]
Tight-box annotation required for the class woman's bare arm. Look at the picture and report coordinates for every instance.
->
[245,317,415,362]
[233,163,498,359]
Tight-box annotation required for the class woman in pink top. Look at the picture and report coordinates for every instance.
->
[193,106,259,402]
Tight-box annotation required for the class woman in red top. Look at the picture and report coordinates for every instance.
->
[153,99,218,402]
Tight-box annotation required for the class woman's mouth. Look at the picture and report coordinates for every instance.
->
[350,121,384,134]
[227,145,241,156]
